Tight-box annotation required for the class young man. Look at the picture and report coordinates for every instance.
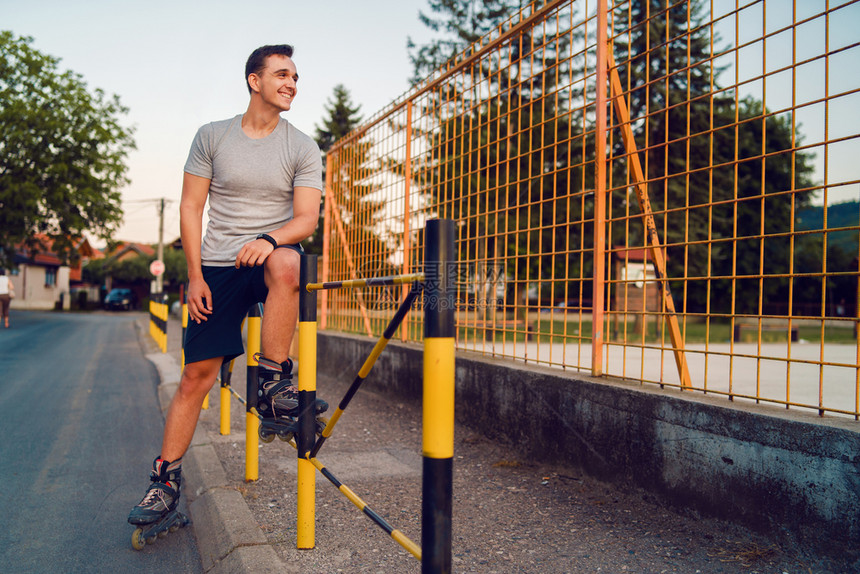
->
[128,44,325,526]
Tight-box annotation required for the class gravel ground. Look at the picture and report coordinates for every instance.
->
[192,357,852,574]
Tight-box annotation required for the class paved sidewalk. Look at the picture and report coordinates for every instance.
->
[139,312,854,573]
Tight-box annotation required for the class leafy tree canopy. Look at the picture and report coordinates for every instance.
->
[407,0,524,83]
[83,247,187,289]
[0,31,135,268]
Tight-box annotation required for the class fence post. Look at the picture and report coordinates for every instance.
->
[200,295,209,411]
[149,297,154,341]
[220,360,232,435]
[162,292,169,353]
[245,303,263,482]
[422,218,455,574]
[592,0,608,377]
[297,253,318,549]
[402,100,413,342]
[180,285,187,370]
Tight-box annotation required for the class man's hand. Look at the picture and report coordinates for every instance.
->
[187,277,213,323]
[235,237,275,268]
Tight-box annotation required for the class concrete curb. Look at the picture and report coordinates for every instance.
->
[144,351,291,573]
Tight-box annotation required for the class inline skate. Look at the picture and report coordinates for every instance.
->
[127,457,190,550]
[255,354,328,443]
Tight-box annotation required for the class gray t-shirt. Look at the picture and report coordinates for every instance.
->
[184,114,322,266]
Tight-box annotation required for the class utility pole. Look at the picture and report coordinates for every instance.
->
[156,198,165,293]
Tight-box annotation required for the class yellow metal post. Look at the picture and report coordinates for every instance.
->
[149,299,156,342]
[401,100,413,342]
[296,254,318,549]
[181,287,187,370]
[321,160,332,331]
[219,360,234,435]
[161,294,168,353]
[592,0,608,377]
[245,306,262,482]
[219,385,229,433]
[201,303,209,408]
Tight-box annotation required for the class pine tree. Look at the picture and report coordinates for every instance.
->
[315,84,363,153]
[305,85,363,257]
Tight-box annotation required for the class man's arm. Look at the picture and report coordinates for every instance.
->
[180,172,213,323]
[234,185,322,267]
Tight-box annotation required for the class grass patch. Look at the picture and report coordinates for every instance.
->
[459,316,856,344]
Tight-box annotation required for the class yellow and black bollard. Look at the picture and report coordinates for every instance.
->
[422,219,456,574]
[150,297,156,342]
[180,285,187,369]
[296,254,319,549]
[245,303,263,482]
[219,359,234,435]
[158,293,169,353]
[149,292,168,353]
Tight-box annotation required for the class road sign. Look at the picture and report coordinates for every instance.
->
[150,259,165,277]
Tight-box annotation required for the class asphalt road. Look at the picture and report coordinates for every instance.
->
[0,310,202,573]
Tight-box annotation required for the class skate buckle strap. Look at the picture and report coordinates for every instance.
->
[151,463,182,485]
[148,474,180,492]
[264,379,297,397]
[254,352,282,372]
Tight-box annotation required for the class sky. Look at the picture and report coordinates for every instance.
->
[3,0,857,248]
[1,0,436,245]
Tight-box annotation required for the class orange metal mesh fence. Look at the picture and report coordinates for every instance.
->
[321,0,860,419]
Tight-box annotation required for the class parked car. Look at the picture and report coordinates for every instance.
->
[104,288,137,311]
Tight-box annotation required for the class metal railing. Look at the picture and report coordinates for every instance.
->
[321,0,860,419]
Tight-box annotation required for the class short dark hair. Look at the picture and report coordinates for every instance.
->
[245,44,294,94]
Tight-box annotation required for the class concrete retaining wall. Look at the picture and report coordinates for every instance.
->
[317,331,860,559]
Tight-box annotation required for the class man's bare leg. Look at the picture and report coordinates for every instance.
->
[160,356,222,461]
[129,355,221,526]
[260,247,301,361]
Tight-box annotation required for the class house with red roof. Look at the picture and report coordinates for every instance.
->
[6,234,100,310]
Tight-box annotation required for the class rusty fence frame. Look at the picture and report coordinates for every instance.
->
[320,0,860,419]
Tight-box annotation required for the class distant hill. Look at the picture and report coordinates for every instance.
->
[797,200,859,255]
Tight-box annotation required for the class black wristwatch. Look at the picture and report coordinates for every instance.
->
[256,233,278,249]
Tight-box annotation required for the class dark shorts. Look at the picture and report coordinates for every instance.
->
[183,244,302,365]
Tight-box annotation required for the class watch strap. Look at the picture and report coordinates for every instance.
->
[257,233,278,249]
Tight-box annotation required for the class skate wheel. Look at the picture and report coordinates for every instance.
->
[157,530,168,538]
[276,430,294,442]
[259,429,275,443]
[146,535,157,544]
[131,528,145,551]
[169,523,180,533]
[316,417,329,435]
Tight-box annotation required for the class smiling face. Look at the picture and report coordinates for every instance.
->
[249,54,298,112]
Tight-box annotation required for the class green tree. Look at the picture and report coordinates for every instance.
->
[162,248,188,288]
[611,0,815,314]
[0,31,135,268]
[306,85,364,258]
[409,1,590,310]
[83,247,186,291]
[407,0,525,83]
[315,84,362,153]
